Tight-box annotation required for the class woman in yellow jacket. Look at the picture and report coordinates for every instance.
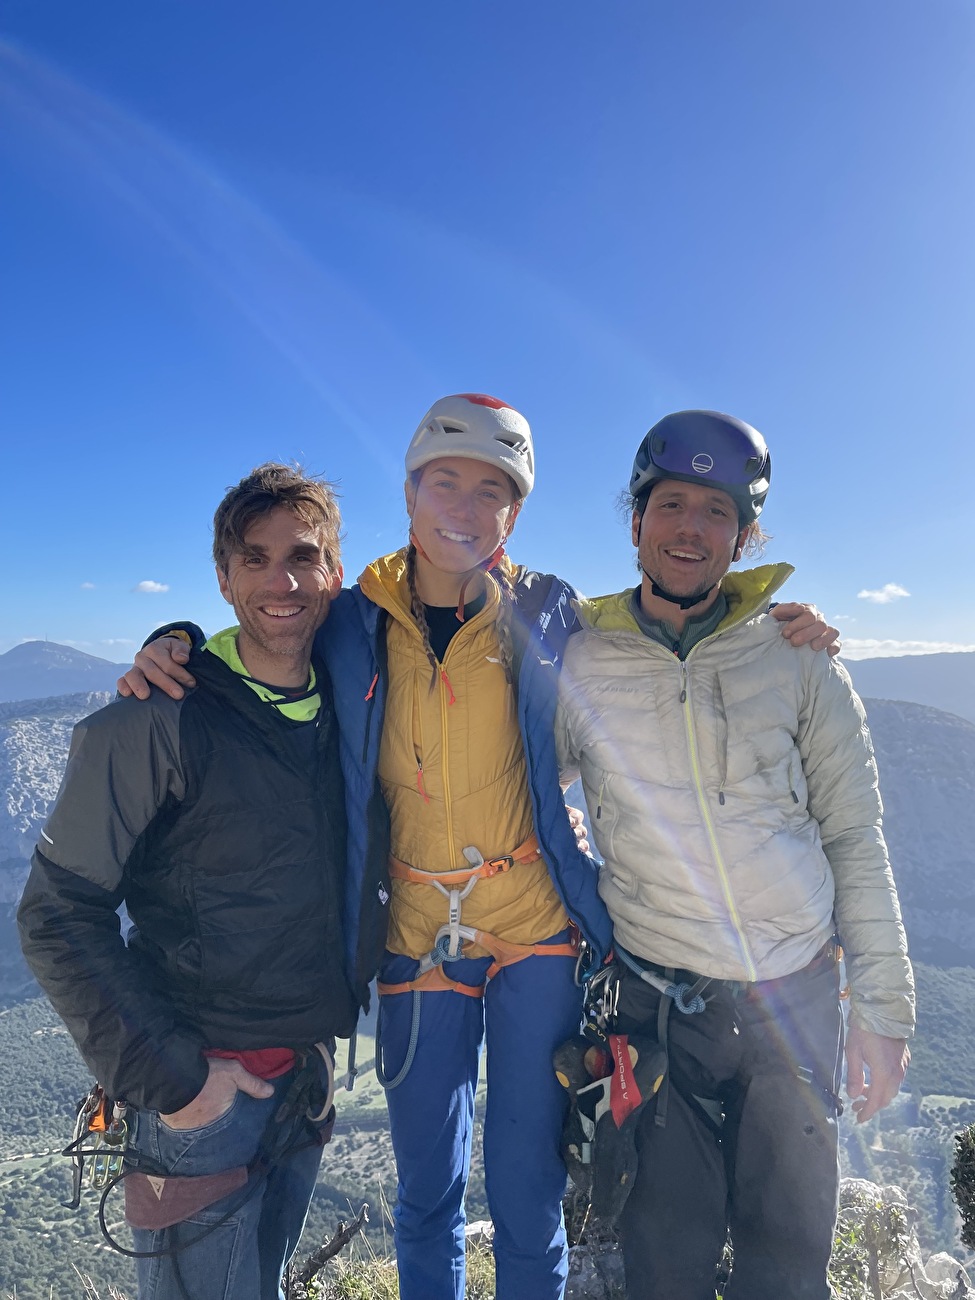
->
[362,394,603,1300]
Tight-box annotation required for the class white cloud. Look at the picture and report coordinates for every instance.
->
[133,580,170,594]
[857,583,910,605]
[832,615,856,623]
[102,638,136,647]
[842,640,975,660]
[80,581,96,590]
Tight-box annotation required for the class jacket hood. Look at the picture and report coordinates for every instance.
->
[576,563,796,634]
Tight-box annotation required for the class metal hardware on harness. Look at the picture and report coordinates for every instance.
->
[64,1086,129,1208]
[74,1050,338,1300]
[304,1042,336,1124]
[584,965,621,1033]
[615,947,710,1015]
[384,835,548,980]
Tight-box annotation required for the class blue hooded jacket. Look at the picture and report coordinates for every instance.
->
[317,566,613,981]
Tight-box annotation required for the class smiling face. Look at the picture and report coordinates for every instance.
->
[405,456,521,604]
[632,478,748,621]
[217,505,343,685]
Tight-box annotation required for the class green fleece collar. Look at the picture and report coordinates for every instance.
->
[203,626,321,722]
[577,563,796,634]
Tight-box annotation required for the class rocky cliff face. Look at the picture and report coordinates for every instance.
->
[0,692,111,996]
[863,698,975,969]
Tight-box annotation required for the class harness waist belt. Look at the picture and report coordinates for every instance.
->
[619,937,839,996]
[388,832,542,885]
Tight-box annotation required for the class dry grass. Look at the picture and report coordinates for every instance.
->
[312,1238,496,1299]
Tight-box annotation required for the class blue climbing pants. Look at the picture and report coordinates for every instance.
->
[378,933,582,1300]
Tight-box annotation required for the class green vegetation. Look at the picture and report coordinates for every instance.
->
[1,955,973,1295]
[908,961,975,1096]
[0,997,490,1297]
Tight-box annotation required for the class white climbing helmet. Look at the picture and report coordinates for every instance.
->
[404,394,535,498]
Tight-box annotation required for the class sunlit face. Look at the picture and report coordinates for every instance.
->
[632,479,747,602]
[405,457,520,576]
[217,506,342,676]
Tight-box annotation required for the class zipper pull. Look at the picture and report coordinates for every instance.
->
[416,760,431,804]
[364,672,378,702]
[440,667,456,706]
[596,778,605,820]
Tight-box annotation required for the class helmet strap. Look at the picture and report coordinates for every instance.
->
[409,530,432,563]
[645,572,718,612]
[456,543,506,622]
[410,531,506,622]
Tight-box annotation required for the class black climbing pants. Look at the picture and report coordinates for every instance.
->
[614,945,844,1300]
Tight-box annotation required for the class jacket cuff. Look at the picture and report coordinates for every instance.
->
[142,622,206,652]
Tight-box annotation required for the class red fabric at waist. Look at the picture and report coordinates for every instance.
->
[204,1047,296,1079]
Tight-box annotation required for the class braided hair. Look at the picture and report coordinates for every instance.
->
[405,539,441,690]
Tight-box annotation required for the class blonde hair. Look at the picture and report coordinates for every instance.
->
[405,468,522,688]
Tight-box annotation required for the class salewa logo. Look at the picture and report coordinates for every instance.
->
[147,1176,167,1201]
[378,886,389,906]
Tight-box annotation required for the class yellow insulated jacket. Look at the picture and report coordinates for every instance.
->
[359,551,568,960]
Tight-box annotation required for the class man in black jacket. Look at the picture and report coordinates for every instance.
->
[19,464,359,1300]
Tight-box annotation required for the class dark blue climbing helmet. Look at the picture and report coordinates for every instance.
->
[630,410,772,525]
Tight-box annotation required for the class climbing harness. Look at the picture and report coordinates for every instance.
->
[61,1045,336,1300]
[375,835,579,1088]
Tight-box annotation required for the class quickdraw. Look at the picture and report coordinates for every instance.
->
[63,1085,129,1209]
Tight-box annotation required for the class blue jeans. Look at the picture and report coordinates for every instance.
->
[379,932,583,1300]
[127,1066,326,1300]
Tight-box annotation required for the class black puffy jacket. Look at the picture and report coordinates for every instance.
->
[18,649,358,1113]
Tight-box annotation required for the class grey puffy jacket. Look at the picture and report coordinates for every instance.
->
[555,565,914,1040]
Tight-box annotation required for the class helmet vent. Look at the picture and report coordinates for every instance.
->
[440,424,465,434]
[744,456,761,473]
[496,437,518,448]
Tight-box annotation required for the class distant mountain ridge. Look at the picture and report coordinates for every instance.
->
[847,650,975,726]
[0,641,127,703]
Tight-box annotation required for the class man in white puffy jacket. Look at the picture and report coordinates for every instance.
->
[555,411,914,1300]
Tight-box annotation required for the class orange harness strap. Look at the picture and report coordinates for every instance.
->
[476,930,579,980]
[378,834,576,998]
[377,928,580,999]
[388,833,542,887]
[377,967,486,998]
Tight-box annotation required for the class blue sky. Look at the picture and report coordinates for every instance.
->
[2,1,973,661]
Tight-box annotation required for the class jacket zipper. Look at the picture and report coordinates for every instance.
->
[678,644,757,981]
